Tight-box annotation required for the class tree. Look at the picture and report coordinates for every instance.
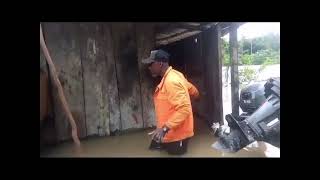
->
[222,38,231,85]
[252,49,280,65]
[240,33,280,55]
[222,39,230,66]
[222,33,280,88]
[241,54,253,65]
[239,67,258,88]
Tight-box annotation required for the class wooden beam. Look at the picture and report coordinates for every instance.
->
[155,23,199,34]
[157,29,190,41]
[185,22,201,26]
[155,23,218,46]
[200,22,218,30]
[213,24,224,125]
[202,25,224,125]
[156,30,201,46]
[171,23,200,31]
[230,24,240,117]
[221,22,245,36]
[179,22,217,31]
[156,22,218,35]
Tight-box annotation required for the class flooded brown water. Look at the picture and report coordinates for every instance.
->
[40,118,279,158]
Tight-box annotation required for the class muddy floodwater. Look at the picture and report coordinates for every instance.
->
[40,118,279,157]
[40,65,280,158]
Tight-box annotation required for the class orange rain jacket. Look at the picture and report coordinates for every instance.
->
[154,66,199,143]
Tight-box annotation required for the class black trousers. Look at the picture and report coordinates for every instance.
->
[149,138,190,155]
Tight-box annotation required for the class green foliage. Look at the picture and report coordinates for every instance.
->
[239,67,258,88]
[241,33,280,54]
[258,56,276,72]
[252,49,280,65]
[222,39,230,66]
[241,54,253,65]
[222,33,280,66]
[221,32,280,88]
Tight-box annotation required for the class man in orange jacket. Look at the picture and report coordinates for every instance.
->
[142,49,199,155]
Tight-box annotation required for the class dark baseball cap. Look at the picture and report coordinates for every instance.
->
[142,49,170,64]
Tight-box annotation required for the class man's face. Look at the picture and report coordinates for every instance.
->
[148,62,162,77]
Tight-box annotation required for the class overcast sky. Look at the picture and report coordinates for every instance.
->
[222,22,280,40]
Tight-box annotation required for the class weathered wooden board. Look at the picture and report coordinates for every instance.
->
[135,23,157,128]
[101,24,121,133]
[229,25,240,117]
[40,50,49,122]
[42,22,87,141]
[202,25,223,125]
[111,23,144,130]
[78,23,110,136]
[211,25,223,125]
[40,49,47,72]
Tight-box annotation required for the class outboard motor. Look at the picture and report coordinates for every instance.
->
[213,77,280,152]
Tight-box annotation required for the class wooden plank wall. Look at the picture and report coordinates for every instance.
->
[42,23,87,141]
[111,23,144,131]
[78,23,111,136]
[41,22,157,142]
[135,23,157,128]
[101,24,121,134]
[40,22,224,142]
[40,49,58,146]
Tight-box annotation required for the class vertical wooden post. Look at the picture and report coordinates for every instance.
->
[214,24,224,125]
[230,24,239,117]
[202,25,224,125]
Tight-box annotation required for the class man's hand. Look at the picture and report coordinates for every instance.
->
[151,127,169,143]
[151,128,165,143]
[191,93,200,102]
